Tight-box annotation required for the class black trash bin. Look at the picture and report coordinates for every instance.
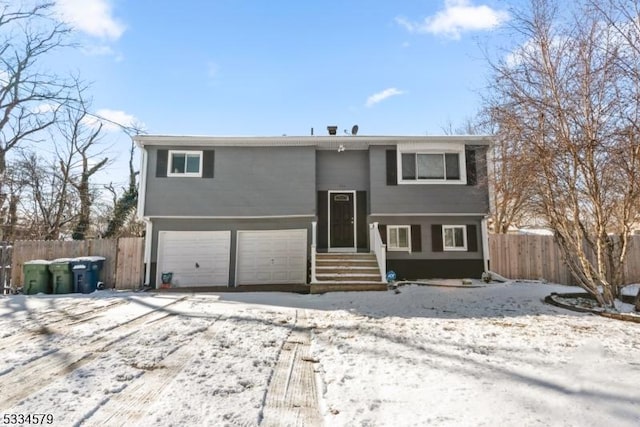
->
[70,256,106,294]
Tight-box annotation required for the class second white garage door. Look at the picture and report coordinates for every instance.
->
[236,229,307,285]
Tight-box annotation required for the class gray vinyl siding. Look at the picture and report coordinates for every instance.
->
[144,145,316,216]
[316,150,369,191]
[369,215,484,260]
[369,146,490,214]
[150,218,312,286]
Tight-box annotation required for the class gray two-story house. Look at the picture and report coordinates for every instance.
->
[135,134,491,291]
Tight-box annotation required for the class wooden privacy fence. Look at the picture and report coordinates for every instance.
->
[489,234,640,285]
[11,238,144,290]
[1,242,12,290]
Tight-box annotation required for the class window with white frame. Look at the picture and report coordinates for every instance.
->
[443,225,467,251]
[387,225,411,252]
[401,152,461,182]
[168,150,203,177]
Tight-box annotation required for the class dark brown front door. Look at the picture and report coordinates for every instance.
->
[330,192,355,248]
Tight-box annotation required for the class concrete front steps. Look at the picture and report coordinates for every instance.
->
[310,252,387,294]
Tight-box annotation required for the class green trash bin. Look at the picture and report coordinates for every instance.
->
[23,260,52,295]
[49,258,75,294]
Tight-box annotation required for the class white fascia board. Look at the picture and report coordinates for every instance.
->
[369,213,488,217]
[145,214,315,219]
[133,134,492,148]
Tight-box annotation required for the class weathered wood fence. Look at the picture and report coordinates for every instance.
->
[1,242,12,291]
[489,234,640,285]
[11,238,144,290]
[10,235,640,290]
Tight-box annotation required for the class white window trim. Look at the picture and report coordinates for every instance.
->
[396,143,467,185]
[443,225,467,251]
[387,225,411,252]
[167,150,203,177]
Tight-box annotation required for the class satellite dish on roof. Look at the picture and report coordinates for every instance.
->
[351,124,359,135]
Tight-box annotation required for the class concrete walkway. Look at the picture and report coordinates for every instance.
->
[261,310,322,427]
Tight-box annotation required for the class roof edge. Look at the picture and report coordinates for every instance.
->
[133,134,493,147]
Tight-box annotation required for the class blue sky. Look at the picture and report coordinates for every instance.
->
[50,0,515,139]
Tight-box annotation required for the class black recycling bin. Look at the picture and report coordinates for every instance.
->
[70,256,106,294]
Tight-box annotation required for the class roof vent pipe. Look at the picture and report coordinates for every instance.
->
[327,125,338,135]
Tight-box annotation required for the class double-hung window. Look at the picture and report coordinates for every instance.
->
[387,225,411,252]
[401,152,461,181]
[167,150,202,177]
[443,225,467,251]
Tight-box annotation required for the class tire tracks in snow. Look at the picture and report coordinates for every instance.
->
[0,297,187,411]
[0,300,128,352]
[79,314,225,427]
[260,309,322,427]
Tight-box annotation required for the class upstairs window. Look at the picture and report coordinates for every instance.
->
[401,153,461,182]
[168,150,202,177]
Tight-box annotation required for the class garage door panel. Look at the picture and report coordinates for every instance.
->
[237,229,307,285]
[158,231,230,287]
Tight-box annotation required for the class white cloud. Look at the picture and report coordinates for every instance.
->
[395,16,418,33]
[80,44,125,61]
[366,88,405,107]
[396,0,509,40]
[505,36,568,68]
[84,109,142,132]
[55,0,125,40]
[32,103,58,114]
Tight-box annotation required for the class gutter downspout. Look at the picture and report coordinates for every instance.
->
[143,218,153,287]
[135,137,151,287]
[135,137,148,220]
[481,216,490,273]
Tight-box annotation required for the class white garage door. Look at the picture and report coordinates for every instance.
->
[157,231,231,287]
[236,229,307,285]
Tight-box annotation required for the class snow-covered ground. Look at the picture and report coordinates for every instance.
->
[0,281,638,426]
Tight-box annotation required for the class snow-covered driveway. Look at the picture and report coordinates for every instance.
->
[0,282,639,426]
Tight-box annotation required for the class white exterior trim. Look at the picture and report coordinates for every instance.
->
[386,225,411,252]
[167,150,203,177]
[134,134,492,148]
[443,225,468,251]
[396,142,467,185]
[143,219,152,286]
[145,214,315,220]
[481,216,490,273]
[327,190,357,253]
[370,213,487,217]
[137,145,148,219]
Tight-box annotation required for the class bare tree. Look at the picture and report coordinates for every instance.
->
[484,0,640,309]
[102,136,141,238]
[18,152,77,240]
[56,83,109,240]
[0,1,73,237]
[588,1,640,310]
[0,160,25,241]
[481,108,540,233]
